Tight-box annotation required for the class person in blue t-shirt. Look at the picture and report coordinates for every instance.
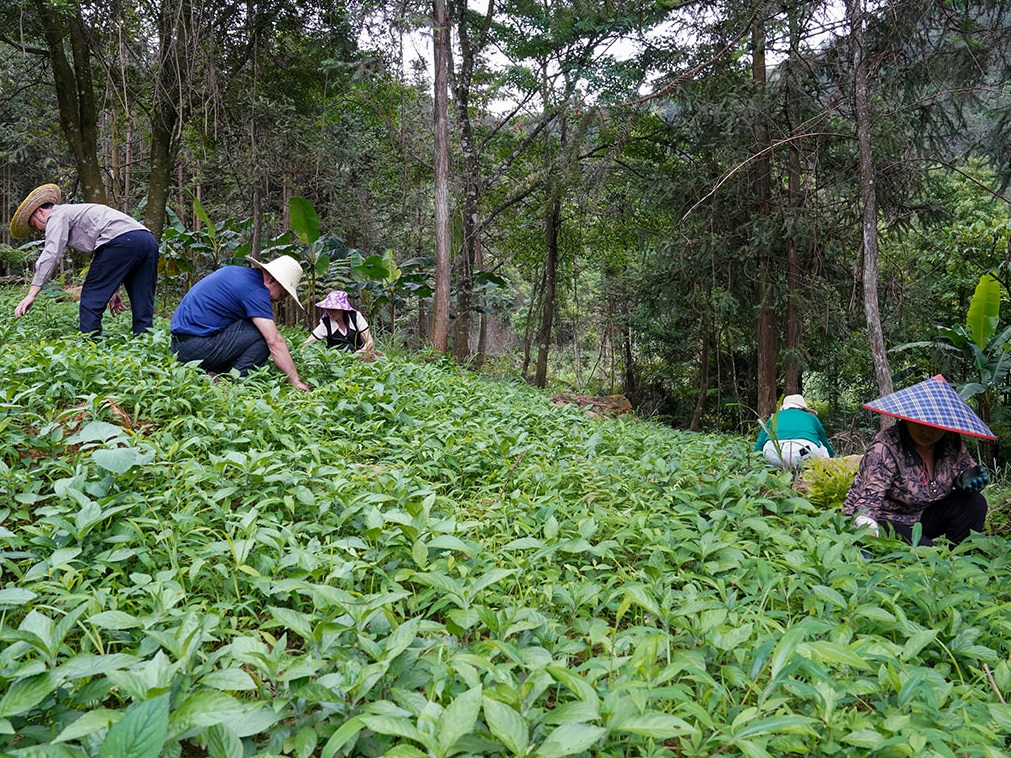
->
[754,394,834,470]
[170,256,310,391]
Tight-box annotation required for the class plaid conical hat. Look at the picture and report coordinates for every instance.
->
[864,375,996,440]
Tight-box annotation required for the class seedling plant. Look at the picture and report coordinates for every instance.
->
[1,292,1010,757]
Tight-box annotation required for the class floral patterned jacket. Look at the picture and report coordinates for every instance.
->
[842,425,976,525]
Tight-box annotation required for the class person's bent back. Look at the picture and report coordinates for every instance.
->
[170,256,310,391]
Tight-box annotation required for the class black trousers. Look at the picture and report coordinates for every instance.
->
[881,490,988,546]
[171,319,269,376]
[80,230,159,335]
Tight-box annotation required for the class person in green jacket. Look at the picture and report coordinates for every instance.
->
[755,394,835,470]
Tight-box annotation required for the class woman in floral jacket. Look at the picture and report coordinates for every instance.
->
[843,376,992,546]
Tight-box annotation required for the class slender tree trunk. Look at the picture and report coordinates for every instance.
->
[849,0,893,399]
[534,195,560,388]
[144,0,191,240]
[784,14,804,396]
[753,19,778,418]
[449,0,494,362]
[474,235,488,369]
[431,0,452,353]
[690,322,712,431]
[521,268,544,379]
[36,0,106,203]
[621,326,635,399]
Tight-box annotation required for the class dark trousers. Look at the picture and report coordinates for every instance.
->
[882,490,988,546]
[171,319,270,376]
[80,230,160,335]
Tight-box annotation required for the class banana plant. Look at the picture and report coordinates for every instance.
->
[288,196,335,316]
[893,273,1011,439]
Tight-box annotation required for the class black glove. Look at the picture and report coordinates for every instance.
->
[955,464,989,493]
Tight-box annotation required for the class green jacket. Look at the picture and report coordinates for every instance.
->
[754,408,835,456]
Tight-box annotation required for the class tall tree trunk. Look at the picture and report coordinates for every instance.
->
[753,19,778,417]
[622,326,636,399]
[521,267,545,379]
[144,0,191,240]
[449,0,494,362]
[36,0,106,203]
[849,0,893,399]
[534,195,560,388]
[784,14,804,396]
[431,0,452,353]
[474,234,488,369]
[690,321,712,431]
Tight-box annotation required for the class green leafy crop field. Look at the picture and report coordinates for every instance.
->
[2,294,1010,757]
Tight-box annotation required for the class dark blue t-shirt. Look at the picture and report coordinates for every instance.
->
[171,266,274,336]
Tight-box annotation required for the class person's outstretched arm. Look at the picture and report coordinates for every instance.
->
[252,317,310,391]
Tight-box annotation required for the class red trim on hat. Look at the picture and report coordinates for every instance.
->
[861,405,998,440]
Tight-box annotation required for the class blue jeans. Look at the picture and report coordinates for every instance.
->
[171,319,270,376]
[80,230,159,335]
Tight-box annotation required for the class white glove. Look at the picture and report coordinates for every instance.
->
[854,514,879,537]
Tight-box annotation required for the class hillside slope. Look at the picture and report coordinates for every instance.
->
[2,299,1010,756]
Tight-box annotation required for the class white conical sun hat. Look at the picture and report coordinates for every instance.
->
[247,255,304,309]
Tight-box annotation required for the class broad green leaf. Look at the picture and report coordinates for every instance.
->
[0,672,58,718]
[199,668,257,691]
[360,714,427,746]
[842,728,885,747]
[205,723,244,758]
[987,703,1011,730]
[546,665,598,703]
[54,709,121,743]
[901,630,938,660]
[483,697,528,754]
[967,273,1001,350]
[168,691,250,738]
[320,715,365,758]
[58,653,139,679]
[68,420,126,444]
[89,610,142,630]
[535,723,607,757]
[193,195,217,243]
[427,535,471,552]
[0,588,36,606]
[292,726,318,758]
[768,623,811,680]
[93,447,153,473]
[732,714,817,739]
[100,693,170,758]
[610,711,696,739]
[471,568,517,594]
[502,537,543,550]
[436,685,482,755]
[799,641,872,670]
[290,197,321,245]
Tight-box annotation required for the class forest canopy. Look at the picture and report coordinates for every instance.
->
[3,0,1011,452]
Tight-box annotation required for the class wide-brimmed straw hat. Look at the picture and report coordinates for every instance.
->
[315,290,353,311]
[864,374,996,440]
[10,183,61,239]
[248,255,304,309]
[780,394,815,414]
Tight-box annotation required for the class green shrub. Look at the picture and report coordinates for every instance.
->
[797,454,862,510]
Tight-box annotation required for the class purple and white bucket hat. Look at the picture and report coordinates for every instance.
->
[316,290,352,311]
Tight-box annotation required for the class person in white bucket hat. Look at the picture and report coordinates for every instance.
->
[170,255,310,390]
[754,394,835,471]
